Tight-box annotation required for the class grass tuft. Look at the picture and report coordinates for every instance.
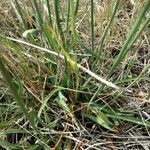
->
[0,0,150,149]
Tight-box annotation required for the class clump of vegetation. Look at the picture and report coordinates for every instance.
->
[0,0,150,149]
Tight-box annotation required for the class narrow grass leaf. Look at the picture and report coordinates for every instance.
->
[38,88,60,117]
[86,114,116,131]
[107,0,150,79]
[97,0,120,61]
[74,0,79,16]
[5,36,131,92]
[22,28,40,38]
[106,113,150,127]
[70,0,78,44]
[0,58,49,148]
[90,0,94,51]
[0,138,21,150]
[126,16,150,52]
[56,91,71,114]
[11,0,27,29]
[31,0,43,29]
[90,0,150,101]
[90,103,150,127]
[53,0,65,46]
[45,0,53,27]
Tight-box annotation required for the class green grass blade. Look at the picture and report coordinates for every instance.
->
[65,0,70,36]
[0,58,48,148]
[0,138,21,150]
[5,36,126,92]
[85,114,116,131]
[90,0,150,102]
[0,59,26,114]
[106,113,150,127]
[97,0,120,61]
[11,0,27,29]
[107,0,150,79]
[38,88,60,117]
[70,0,78,44]
[56,91,71,113]
[126,16,150,53]
[89,103,150,127]
[53,0,65,46]
[74,0,79,16]
[31,0,43,29]
[45,0,53,27]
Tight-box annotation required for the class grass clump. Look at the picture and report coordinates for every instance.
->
[0,0,150,149]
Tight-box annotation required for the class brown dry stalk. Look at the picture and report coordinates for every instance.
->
[6,37,131,93]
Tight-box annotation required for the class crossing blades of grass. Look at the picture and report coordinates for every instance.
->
[90,0,150,102]
[5,36,129,92]
[0,58,49,149]
[107,0,150,79]
[55,91,80,130]
[38,88,60,118]
[89,103,150,128]
[97,0,120,62]
[0,1,150,148]
[31,0,43,29]
[45,0,53,27]
[11,0,27,29]
[86,107,116,131]
[0,138,22,150]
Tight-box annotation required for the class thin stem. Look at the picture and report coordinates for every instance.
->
[5,36,131,93]
[91,0,94,51]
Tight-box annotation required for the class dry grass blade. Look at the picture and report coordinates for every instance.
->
[0,1,149,149]
[5,36,131,93]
